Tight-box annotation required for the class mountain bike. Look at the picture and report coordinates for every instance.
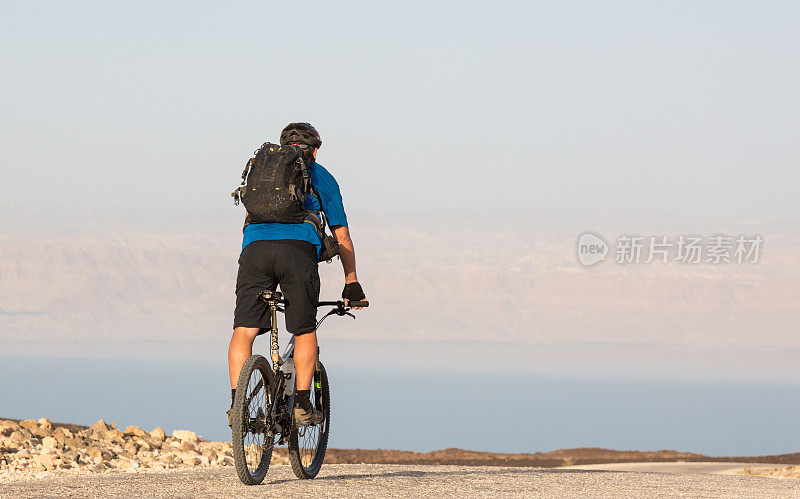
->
[231,289,369,485]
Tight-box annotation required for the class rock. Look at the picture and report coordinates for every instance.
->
[37,454,55,471]
[18,420,38,431]
[8,431,26,444]
[90,463,108,473]
[88,447,114,462]
[42,436,59,451]
[30,426,50,438]
[135,439,151,452]
[179,453,200,466]
[172,430,197,442]
[52,427,73,442]
[0,421,20,437]
[179,441,197,453]
[37,418,53,432]
[149,427,166,441]
[89,419,112,436]
[63,437,85,449]
[123,426,150,439]
[102,428,124,443]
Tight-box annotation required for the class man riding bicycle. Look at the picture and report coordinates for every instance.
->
[228,122,366,427]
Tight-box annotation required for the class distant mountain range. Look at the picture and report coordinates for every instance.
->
[1,209,798,361]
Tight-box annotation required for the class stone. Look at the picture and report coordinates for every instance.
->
[172,430,197,442]
[179,453,200,466]
[36,418,53,432]
[63,437,84,449]
[87,448,114,462]
[8,431,26,444]
[136,439,151,452]
[0,422,18,437]
[88,419,112,436]
[30,426,50,438]
[149,427,166,441]
[18,420,38,431]
[123,426,150,439]
[41,436,59,451]
[103,428,124,442]
[52,427,73,442]
[37,454,55,471]
[179,441,196,453]
[90,463,108,473]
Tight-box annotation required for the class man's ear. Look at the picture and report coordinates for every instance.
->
[311,148,318,159]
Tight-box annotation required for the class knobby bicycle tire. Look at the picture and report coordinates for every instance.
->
[232,355,275,485]
[288,361,330,479]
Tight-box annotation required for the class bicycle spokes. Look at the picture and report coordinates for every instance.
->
[243,369,268,470]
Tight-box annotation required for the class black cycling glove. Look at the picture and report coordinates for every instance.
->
[342,282,365,302]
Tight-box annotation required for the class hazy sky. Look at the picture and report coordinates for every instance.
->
[1,1,798,218]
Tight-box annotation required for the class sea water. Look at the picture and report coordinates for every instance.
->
[1,356,798,457]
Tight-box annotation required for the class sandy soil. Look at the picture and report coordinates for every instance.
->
[2,464,800,498]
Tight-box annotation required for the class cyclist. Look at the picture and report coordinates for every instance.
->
[228,122,366,426]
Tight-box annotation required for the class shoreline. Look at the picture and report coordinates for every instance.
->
[3,417,799,470]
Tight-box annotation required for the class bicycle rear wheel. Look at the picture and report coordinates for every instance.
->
[288,361,330,479]
[232,355,275,485]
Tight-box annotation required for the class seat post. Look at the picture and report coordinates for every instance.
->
[269,301,280,372]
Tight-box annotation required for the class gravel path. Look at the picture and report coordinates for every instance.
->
[2,464,799,498]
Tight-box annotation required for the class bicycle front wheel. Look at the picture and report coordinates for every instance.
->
[288,361,330,479]
[232,355,275,485]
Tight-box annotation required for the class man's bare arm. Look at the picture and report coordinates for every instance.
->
[333,225,358,284]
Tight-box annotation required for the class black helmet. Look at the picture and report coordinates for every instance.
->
[280,122,322,149]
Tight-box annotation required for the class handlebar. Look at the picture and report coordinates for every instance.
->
[258,291,369,310]
[318,300,369,308]
[257,290,367,329]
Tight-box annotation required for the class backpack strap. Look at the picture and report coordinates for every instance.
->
[310,185,332,232]
[231,157,254,206]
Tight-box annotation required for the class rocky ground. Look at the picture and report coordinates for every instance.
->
[3,417,800,484]
[744,465,800,479]
[0,418,290,480]
[3,465,800,498]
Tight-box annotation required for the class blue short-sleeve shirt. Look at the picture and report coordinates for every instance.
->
[242,161,348,257]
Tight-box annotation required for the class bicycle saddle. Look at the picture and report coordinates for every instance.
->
[257,290,283,301]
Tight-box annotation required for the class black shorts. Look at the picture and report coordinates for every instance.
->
[233,240,320,335]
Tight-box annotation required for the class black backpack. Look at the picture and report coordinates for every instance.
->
[232,143,311,224]
[231,142,340,261]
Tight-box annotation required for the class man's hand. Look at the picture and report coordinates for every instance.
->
[342,282,366,310]
[333,226,365,308]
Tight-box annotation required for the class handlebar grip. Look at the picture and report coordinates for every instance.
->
[349,300,369,308]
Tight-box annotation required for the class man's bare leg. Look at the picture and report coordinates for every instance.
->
[293,331,317,391]
[228,327,260,388]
